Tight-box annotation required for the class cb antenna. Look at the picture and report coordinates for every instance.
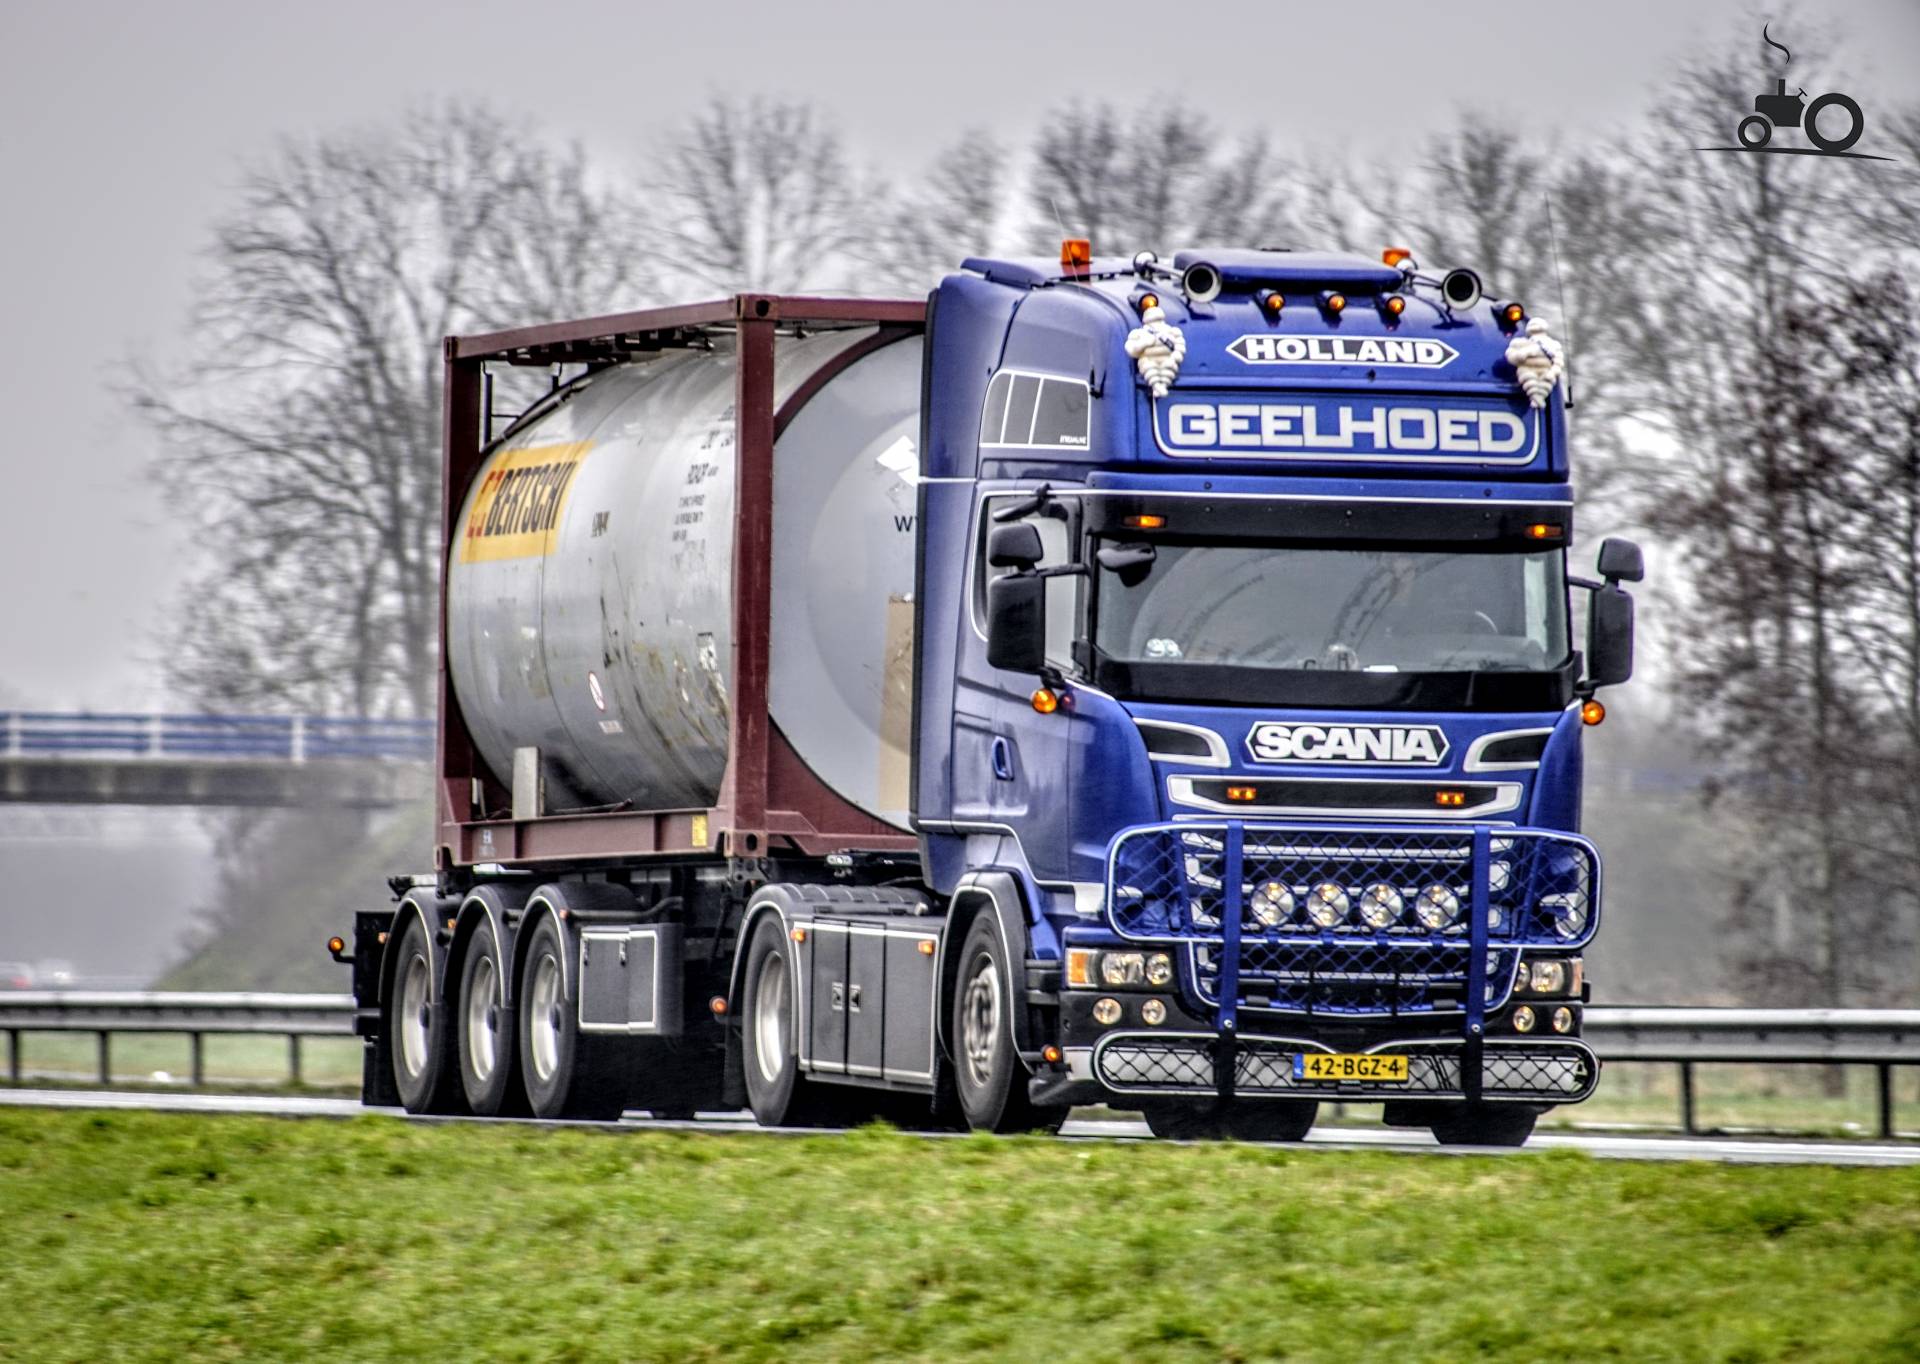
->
[1544,194,1576,409]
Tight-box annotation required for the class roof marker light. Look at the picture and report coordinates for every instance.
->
[1135,291,1160,314]
[1500,301,1527,330]
[1382,246,1413,268]
[1321,291,1347,316]
[1525,522,1564,541]
[1256,288,1284,317]
[1381,294,1407,321]
[1060,238,1092,272]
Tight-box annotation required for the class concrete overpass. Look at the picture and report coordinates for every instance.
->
[0,712,431,808]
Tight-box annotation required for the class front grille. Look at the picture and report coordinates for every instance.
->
[1094,1034,1597,1102]
[1107,822,1597,1018]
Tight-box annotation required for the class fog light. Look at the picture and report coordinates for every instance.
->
[1415,885,1459,929]
[1249,880,1294,928]
[1145,953,1174,986]
[1307,882,1349,927]
[1551,1006,1576,1034]
[1511,1005,1537,1033]
[1092,997,1122,1026]
[1141,999,1168,1026]
[1358,883,1403,929]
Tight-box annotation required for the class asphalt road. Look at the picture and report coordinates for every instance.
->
[4,1086,1918,1166]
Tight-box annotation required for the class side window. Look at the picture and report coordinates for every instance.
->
[979,373,1091,450]
[974,497,1082,670]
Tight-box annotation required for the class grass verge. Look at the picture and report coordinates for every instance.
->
[2,1110,1918,1362]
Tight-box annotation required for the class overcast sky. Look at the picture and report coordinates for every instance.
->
[1,0,1914,711]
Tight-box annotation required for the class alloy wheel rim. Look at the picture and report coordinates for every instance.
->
[465,955,497,1083]
[754,951,790,1086]
[529,952,561,1083]
[398,953,430,1079]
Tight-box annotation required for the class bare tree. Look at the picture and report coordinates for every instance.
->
[1024,100,1301,256]
[653,97,871,294]
[869,129,1017,291]
[129,104,650,720]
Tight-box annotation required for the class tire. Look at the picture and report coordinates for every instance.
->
[386,910,465,1115]
[1736,114,1772,148]
[1428,1103,1538,1147]
[1804,92,1863,152]
[949,913,1066,1134]
[456,922,526,1116]
[517,912,628,1121]
[1143,1100,1318,1142]
[739,913,837,1127]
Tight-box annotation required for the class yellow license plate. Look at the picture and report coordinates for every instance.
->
[1293,1053,1409,1083]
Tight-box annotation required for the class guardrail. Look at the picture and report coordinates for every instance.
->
[0,713,432,763]
[0,995,1914,1135]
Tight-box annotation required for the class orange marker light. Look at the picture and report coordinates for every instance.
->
[1383,295,1407,317]
[709,995,728,1016]
[1032,687,1060,715]
[1226,785,1259,802]
[1060,238,1092,272]
[1258,288,1284,316]
[1435,790,1468,808]
[1525,523,1564,541]
[1137,291,1160,313]
[791,926,807,943]
[1581,699,1607,727]
[1501,302,1526,326]
[1382,247,1413,267]
[916,939,935,956]
[326,936,346,955]
[1323,291,1347,314]
[1123,514,1166,530]
[1042,1045,1064,1065]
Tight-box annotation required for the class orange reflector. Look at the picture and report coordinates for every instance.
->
[1383,295,1407,316]
[1435,790,1468,808]
[790,926,807,943]
[916,939,935,956]
[1060,237,1092,270]
[1226,785,1259,802]
[1382,246,1412,267]
[1032,688,1060,715]
[1324,292,1346,314]
[327,936,346,955]
[1525,523,1564,540]
[1042,1045,1063,1065]
[377,931,388,945]
[1581,699,1607,727]
[1123,514,1166,530]
[709,995,728,1016]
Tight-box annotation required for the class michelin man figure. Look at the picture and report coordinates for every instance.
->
[1504,317,1565,409]
[1125,302,1186,399]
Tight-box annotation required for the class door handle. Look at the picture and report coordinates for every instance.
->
[847,984,862,1013]
[991,735,1014,781]
[830,982,845,1012]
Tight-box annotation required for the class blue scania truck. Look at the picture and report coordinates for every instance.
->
[340,242,1641,1146]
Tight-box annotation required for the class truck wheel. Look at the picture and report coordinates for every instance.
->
[386,911,464,1114]
[740,914,832,1126]
[950,914,1066,1134]
[456,924,524,1116]
[517,913,628,1121]
[1143,1100,1317,1142]
[1428,1103,1538,1147]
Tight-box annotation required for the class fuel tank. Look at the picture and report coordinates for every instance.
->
[446,329,922,827]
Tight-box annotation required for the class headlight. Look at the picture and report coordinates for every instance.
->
[1092,997,1122,1025]
[1101,952,1146,986]
[1145,953,1174,986]
[1415,885,1459,929]
[1306,882,1349,927]
[1512,1004,1537,1033]
[1551,1006,1576,1034]
[1527,960,1568,995]
[1358,884,1403,929]
[1141,999,1168,1026]
[1249,880,1294,928]
[1542,892,1589,941]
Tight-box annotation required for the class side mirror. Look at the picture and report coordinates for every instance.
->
[1587,583,1635,687]
[986,573,1047,673]
[987,523,1044,569]
[1597,537,1644,584]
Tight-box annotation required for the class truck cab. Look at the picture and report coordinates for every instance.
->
[911,245,1639,1144]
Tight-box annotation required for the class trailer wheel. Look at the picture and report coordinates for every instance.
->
[386,911,464,1114]
[457,924,525,1116]
[1142,1100,1317,1142]
[950,914,1067,1134]
[517,913,628,1121]
[1428,1103,1538,1147]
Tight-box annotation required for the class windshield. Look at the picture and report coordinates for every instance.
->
[1095,543,1569,673]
